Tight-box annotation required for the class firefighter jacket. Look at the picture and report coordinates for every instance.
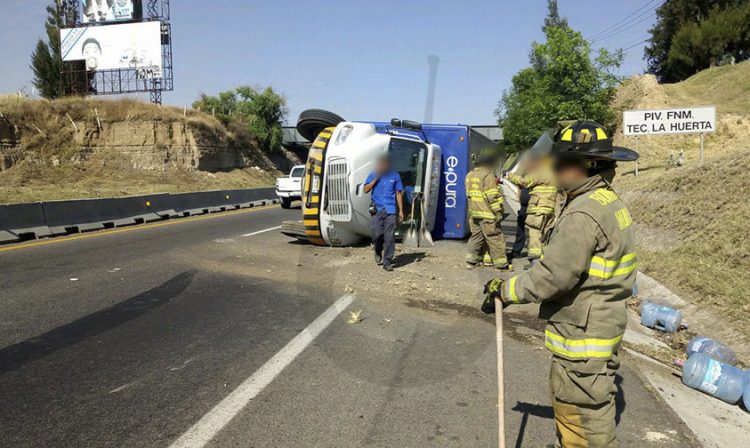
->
[465,166,503,220]
[500,174,636,374]
[508,167,558,216]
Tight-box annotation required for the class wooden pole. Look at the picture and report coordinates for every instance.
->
[495,299,506,448]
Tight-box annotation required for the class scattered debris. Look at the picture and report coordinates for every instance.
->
[107,268,122,273]
[69,278,79,282]
[347,310,364,324]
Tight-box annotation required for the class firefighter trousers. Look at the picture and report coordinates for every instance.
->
[526,213,553,258]
[549,358,619,448]
[465,218,507,267]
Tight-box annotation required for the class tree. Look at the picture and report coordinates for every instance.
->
[543,0,568,32]
[645,0,745,82]
[193,86,288,154]
[666,2,750,78]
[31,4,65,99]
[497,6,623,147]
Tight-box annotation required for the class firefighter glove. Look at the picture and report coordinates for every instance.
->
[481,278,505,314]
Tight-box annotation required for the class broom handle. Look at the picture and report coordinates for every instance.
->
[495,299,505,448]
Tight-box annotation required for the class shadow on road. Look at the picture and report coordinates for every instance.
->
[394,251,426,267]
[512,401,554,448]
[0,270,195,375]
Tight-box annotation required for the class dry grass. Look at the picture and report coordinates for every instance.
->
[615,150,750,332]
[0,96,280,203]
[612,61,750,337]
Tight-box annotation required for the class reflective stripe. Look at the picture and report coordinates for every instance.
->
[504,276,519,303]
[527,206,554,214]
[484,188,500,196]
[490,202,503,211]
[471,211,496,219]
[588,252,637,279]
[528,247,543,256]
[467,189,483,197]
[545,330,622,359]
[531,186,557,194]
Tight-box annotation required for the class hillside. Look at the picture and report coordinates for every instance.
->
[612,60,750,167]
[0,96,297,204]
[612,61,750,335]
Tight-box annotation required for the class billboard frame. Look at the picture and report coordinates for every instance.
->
[57,0,173,104]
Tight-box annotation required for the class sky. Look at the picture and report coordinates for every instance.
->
[0,0,659,125]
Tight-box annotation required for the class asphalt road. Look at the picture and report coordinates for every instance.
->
[0,205,698,447]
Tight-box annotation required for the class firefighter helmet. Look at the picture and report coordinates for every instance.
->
[552,120,638,162]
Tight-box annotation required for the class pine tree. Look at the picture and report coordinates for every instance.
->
[543,0,568,31]
[30,4,64,99]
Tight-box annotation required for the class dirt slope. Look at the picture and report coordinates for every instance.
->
[0,97,296,203]
[612,61,750,336]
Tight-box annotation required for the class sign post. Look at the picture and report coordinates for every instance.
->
[623,106,716,164]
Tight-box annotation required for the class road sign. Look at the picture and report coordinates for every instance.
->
[623,106,716,136]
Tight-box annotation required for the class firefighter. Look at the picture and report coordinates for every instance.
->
[507,155,559,259]
[483,121,639,448]
[465,148,509,270]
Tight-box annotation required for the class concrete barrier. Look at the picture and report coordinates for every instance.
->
[0,203,52,243]
[0,187,277,245]
[115,194,176,224]
[42,198,124,234]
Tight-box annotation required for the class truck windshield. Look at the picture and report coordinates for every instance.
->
[290,167,304,178]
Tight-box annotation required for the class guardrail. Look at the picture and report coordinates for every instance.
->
[0,187,278,245]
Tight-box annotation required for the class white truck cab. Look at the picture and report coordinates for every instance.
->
[301,121,441,246]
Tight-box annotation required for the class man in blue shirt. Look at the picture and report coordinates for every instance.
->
[364,155,404,272]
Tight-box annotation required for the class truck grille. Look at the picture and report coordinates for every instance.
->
[325,157,351,221]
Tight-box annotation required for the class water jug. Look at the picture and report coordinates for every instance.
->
[640,300,683,333]
[682,353,744,404]
[686,336,737,365]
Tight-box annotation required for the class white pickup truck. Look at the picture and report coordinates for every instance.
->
[276,165,305,209]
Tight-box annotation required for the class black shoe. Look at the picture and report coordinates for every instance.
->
[374,253,383,265]
[383,264,393,272]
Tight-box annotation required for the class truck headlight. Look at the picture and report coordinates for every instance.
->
[335,125,353,145]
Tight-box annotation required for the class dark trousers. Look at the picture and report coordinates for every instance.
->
[372,209,396,267]
[513,187,530,255]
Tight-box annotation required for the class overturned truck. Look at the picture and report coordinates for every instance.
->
[281,109,502,247]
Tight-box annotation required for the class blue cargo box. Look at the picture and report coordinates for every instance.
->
[369,123,497,240]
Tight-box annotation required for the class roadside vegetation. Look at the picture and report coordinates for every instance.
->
[496,0,624,147]
[0,96,287,204]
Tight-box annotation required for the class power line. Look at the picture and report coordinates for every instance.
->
[621,38,650,54]
[591,10,658,44]
[588,0,662,42]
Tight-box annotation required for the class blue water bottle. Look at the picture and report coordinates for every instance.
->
[640,300,683,333]
[682,353,745,404]
[686,336,737,365]
[744,381,750,412]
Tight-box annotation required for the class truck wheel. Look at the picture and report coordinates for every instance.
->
[297,109,345,141]
[280,197,292,209]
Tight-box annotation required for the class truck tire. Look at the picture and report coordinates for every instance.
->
[297,109,345,141]
[281,197,292,209]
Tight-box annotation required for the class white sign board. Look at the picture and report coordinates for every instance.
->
[623,106,716,136]
[60,22,162,78]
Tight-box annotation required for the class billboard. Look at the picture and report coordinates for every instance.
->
[82,0,136,23]
[61,22,162,78]
[623,106,716,136]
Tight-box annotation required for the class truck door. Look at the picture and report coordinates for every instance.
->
[387,138,434,237]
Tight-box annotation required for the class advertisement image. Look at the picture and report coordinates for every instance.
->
[82,0,135,23]
[60,22,162,78]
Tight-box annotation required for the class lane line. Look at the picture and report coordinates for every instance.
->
[241,225,281,237]
[168,294,355,448]
[0,204,279,254]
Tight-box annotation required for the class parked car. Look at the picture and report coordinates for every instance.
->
[276,165,305,209]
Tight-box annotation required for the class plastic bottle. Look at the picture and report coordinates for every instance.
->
[682,353,745,404]
[744,381,750,413]
[640,300,683,333]
[686,336,737,365]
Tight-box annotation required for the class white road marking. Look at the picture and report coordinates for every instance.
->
[168,294,355,448]
[241,225,281,237]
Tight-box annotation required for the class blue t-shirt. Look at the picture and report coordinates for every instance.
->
[366,170,403,214]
